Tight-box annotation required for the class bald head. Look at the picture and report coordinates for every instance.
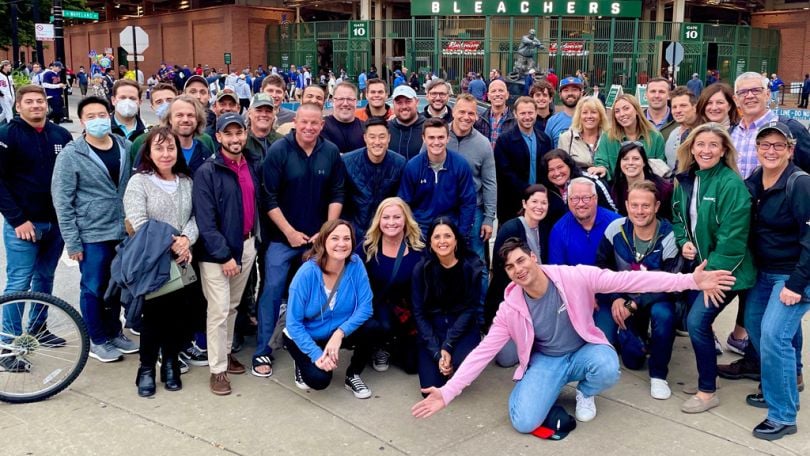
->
[488,79,508,108]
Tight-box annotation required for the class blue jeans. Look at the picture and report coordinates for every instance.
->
[79,241,122,345]
[744,272,809,425]
[2,221,65,341]
[254,242,307,358]
[686,290,740,393]
[469,207,490,323]
[508,344,620,433]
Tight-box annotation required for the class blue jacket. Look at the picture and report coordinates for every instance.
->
[398,150,477,239]
[0,117,72,226]
[192,153,260,265]
[286,255,373,363]
[493,123,553,222]
[342,148,406,240]
[548,207,621,266]
[596,217,682,307]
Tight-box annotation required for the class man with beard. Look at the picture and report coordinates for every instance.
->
[342,117,406,240]
[545,77,583,147]
[475,79,516,149]
[388,85,426,160]
[322,82,365,153]
[423,78,454,123]
[184,74,214,130]
[356,78,393,122]
[193,113,260,395]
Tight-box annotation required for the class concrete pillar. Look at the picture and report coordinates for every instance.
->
[360,0,370,20]
[385,1,393,73]
[374,0,383,77]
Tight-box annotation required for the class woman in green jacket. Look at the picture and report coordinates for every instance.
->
[590,94,666,182]
[671,122,756,414]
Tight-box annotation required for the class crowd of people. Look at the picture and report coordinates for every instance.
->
[0,63,809,443]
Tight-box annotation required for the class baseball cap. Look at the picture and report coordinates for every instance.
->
[756,121,794,141]
[216,89,238,104]
[559,76,584,90]
[392,85,417,100]
[249,93,275,110]
[531,405,577,441]
[216,112,246,132]
[184,74,207,90]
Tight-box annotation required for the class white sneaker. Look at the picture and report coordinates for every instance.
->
[650,378,672,400]
[575,389,597,422]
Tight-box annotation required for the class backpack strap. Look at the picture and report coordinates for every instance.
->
[786,169,810,210]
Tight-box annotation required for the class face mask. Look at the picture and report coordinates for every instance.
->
[85,117,111,138]
[155,102,170,120]
[115,99,139,118]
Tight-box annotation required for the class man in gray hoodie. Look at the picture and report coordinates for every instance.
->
[52,96,139,363]
[447,93,497,309]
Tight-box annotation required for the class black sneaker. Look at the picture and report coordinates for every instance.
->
[372,349,390,372]
[36,329,67,348]
[344,374,372,399]
[294,362,309,390]
[717,358,761,380]
[0,351,30,373]
[179,342,209,367]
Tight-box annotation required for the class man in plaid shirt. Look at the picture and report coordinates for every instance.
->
[475,79,516,149]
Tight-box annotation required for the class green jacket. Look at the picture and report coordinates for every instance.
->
[245,130,281,164]
[593,129,666,181]
[128,130,216,165]
[671,162,756,290]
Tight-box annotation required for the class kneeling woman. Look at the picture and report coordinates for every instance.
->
[412,218,484,390]
[283,220,374,399]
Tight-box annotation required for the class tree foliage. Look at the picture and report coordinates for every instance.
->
[1,0,90,49]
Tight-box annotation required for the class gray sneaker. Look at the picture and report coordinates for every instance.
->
[111,333,139,354]
[89,342,124,363]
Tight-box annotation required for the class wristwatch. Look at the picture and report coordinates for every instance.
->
[623,299,636,314]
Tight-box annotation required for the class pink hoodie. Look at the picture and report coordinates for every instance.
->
[439,264,698,405]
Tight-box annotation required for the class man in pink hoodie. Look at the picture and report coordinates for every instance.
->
[412,238,736,434]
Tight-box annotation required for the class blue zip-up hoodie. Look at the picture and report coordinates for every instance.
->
[285,254,373,363]
[398,149,477,239]
[0,117,72,226]
[52,135,132,255]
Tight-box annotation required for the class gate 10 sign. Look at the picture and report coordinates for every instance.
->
[350,21,370,39]
[681,24,703,42]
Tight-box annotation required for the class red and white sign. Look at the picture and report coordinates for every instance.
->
[442,41,484,56]
[548,42,589,57]
[35,23,55,42]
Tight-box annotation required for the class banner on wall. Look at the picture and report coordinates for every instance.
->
[442,41,485,56]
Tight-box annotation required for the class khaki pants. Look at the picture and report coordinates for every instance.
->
[200,238,257,374]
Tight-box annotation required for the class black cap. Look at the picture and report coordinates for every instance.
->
[756,120,794,141]
[216,113,246,132]
[184,74,208,90]
[536,405,576,440]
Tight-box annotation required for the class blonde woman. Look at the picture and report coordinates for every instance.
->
[558,96,609,169]
[671,123,755,414]
[591,94,666,181]
[361,197,425,373]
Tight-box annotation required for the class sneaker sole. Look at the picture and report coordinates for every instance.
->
[726,345,746,356]
[753,427,797,441]
[372,364,389,372]
[345,384,372,399]
[295,381,310,391]
[89,352,123,363]
[210,388,231,396]
[178,356,210,367]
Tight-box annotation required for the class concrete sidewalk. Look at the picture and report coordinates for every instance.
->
[1,94,808,456]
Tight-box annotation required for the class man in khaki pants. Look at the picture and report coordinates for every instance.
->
[192,113,260,395]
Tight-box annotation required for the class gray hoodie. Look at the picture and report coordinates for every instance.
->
[448,126,497,227]
[52,134,132,254]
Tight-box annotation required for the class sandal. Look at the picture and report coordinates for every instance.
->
[251,355,273,378]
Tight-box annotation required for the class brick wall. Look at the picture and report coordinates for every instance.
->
[752,9,810,83]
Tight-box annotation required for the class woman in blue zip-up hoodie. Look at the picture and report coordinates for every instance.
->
[283,219,375,399]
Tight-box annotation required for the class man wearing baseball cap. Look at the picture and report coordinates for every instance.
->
[193,112,260,396]
[545,76,583,147]
[388,85,426,160]
[204,88,240,139]
[42,62,67,123]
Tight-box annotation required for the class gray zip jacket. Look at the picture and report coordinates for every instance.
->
[447,126,497,226]
[52,134,132,255]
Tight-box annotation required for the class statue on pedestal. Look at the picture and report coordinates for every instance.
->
[513,29,544,78]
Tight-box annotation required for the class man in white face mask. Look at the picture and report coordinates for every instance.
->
[52,95,137,364]
[111,79,146,142]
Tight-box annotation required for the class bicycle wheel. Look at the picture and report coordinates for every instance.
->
[0,291,89,403]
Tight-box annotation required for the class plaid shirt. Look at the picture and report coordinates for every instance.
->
[488,111,508,148]
[730,110,777,178]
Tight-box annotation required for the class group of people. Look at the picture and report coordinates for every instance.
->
[0,63,809,444]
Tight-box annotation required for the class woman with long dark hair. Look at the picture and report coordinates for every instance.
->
[412,217,484,390]
[539,149,617,226]
[612,141,673,220]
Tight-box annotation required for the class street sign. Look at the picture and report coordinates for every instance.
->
[605,84,624,109]
[681,24,703,42]
[126,55,145,62]
[349,21,370,39]
[635,84,648,108]
[120,26,149,54]
[224,53,232,65]
[35,23,55,42]
[50,10,99,22]
[665,42,684,66]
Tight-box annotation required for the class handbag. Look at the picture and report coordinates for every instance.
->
[146,260,197,300]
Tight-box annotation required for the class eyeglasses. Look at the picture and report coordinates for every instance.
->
[333,97,357,104]
[569,195,596,204]
[735,87,765,97]
[756,141,789,151]
[620,140,644,148]
[429,92,449,98]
